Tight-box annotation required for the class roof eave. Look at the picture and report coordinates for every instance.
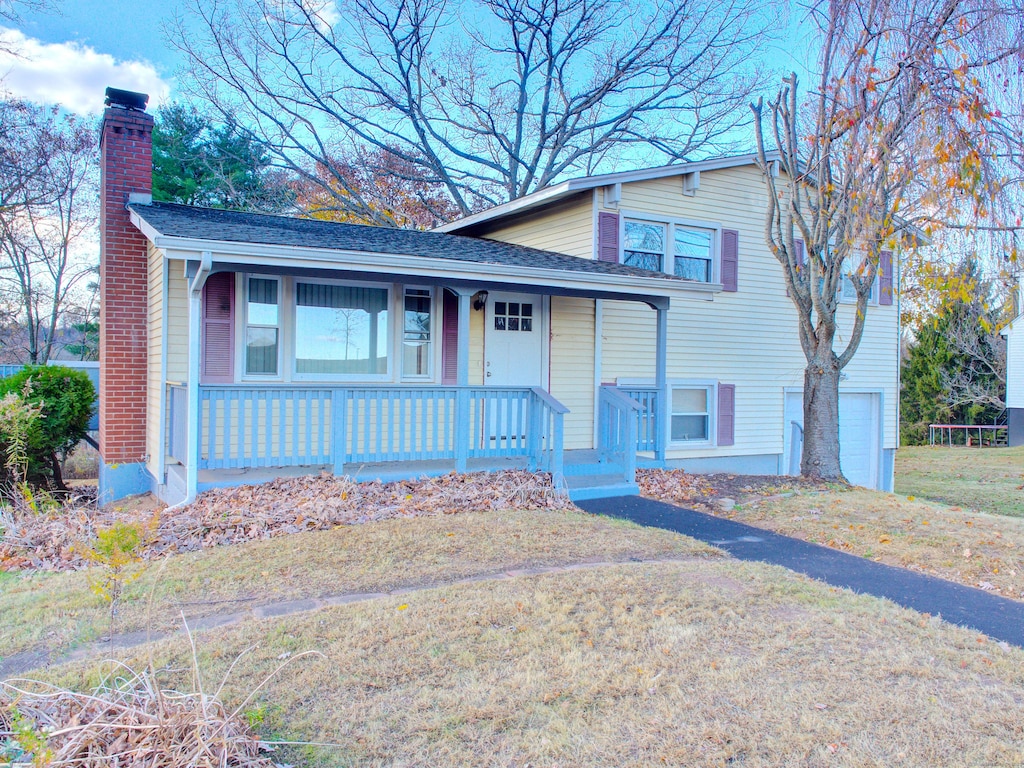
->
[435,151,781,234]
[148,233,719,302]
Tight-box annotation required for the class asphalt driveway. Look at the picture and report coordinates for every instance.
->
[577,495,1024,647]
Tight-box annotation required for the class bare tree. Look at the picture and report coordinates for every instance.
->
[0,102,98,364]
[171,0,772,222]
[752,0,1024,481]
[0,0,51,55]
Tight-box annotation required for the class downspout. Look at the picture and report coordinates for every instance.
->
[185,251,213,504]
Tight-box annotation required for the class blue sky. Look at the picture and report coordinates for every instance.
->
[3,1,815,117]
[1,0,182,113]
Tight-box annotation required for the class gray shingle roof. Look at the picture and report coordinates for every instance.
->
[130,201,686,282]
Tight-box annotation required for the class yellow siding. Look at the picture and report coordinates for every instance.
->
[146,244,164,478]
[166,263,189,384]
[549,297,595,449]
[476,193,594,259]
[469,303,485,386]
[602,165,899,456]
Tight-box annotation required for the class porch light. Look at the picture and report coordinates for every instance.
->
[473,291,488,311]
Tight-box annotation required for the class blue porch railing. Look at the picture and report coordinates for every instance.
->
[597,385,641,482]
[617,386,659,452]
[167,384,567,479]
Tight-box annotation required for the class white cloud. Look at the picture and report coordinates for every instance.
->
[0,27,171,114]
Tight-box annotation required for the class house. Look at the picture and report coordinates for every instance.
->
[97,88,900,505]
[1002,283,1024,446]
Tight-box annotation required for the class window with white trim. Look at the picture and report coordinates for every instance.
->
[403,288,432,378]
[623,217,717,283]
[670,385,713,443]
[673,227,713,282]
[623,220,666,271]
[294,282,389,376]
[840,259,879,304]
[245,276,280,376]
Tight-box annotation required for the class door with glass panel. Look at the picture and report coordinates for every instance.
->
[483,292,544,444]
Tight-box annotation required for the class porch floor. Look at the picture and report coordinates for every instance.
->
[163,449,638,502]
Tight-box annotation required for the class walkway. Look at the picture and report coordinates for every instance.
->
[577,495,1024,647]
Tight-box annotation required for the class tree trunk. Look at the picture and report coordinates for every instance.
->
[801,351,845,482]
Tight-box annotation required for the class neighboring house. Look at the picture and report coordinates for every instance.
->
[1002,283,1024,446]
[97,89,900,505]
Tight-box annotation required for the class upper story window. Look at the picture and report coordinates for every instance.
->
[623,216,717,283]
[623,221,666,271]
[674,228,713,282]
[840,259,879,304]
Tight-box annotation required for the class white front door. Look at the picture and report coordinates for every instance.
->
[484,292,544,386]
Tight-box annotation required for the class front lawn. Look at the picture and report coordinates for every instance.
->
[0,508,713,663]
[896,445,1024,517]
[40,557,1024,767]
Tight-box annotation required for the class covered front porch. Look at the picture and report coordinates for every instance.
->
[132,201,713,504]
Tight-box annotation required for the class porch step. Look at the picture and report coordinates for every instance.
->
[564,451,626,478]
[565,472,639,502]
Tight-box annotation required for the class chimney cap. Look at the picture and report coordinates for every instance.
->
[104,87,149,112]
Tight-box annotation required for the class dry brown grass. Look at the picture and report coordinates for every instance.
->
[40,560,1024,767]
[710,487,1024,599]
[0,508,716,661]
[1,660,279,767]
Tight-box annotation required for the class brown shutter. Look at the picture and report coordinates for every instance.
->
[441,289,458,385]
[879,250,894,305]
[721,229,739,291]
[597,211,620,263]
[201,272,234,384]
[717,383,735,446]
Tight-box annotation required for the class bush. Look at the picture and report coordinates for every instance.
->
[0,365,95,491]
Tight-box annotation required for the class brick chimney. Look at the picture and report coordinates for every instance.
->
[98,88,153,503]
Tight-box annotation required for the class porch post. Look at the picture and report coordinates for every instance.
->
[455,291,472,472]
[655,304,669,463]
[185,253,212,504]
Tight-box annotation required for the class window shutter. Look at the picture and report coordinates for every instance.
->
[717,383,735,446]
[597,211,620,263]
[441,290,458,385]
[721,230,739,291]
[879,250,894,305]
[201,272,234,384]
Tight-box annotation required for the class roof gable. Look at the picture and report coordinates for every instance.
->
[435,152,777,234]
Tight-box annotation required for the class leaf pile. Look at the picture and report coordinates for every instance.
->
[1,470,572,572]
[636,469,713,504]
[0,668,276,768]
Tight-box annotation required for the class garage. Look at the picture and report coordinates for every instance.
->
[784,391,881,488]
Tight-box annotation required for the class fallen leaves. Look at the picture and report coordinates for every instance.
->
[0,470,572,573]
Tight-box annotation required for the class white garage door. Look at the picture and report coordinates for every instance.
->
[784,392,880,488]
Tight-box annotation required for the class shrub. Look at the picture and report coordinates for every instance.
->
[0,366,95,491]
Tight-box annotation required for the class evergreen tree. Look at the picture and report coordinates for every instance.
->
[900,260,1006,445]
[152,103,293,212]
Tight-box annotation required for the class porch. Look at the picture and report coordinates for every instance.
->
[163,382,661,503]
